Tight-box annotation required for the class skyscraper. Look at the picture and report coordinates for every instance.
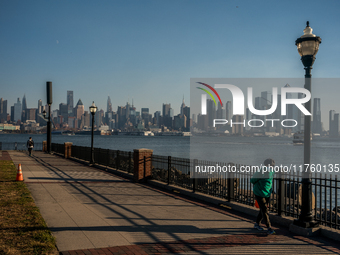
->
[22,94,27,122]
[154,111,161,127]
[14,98,22,122]
[296,93,304,132]
[254,97,261,111]
[284,84,293,119]
[169,108,174,118]
[162,103,171,117]
[95,109,104,127]
[107,96,112,113]
[232,115,244,134]
[225,101,232,132]
[141,108,150,128]
[59,103,68,123]
[260,91,271,110]
[216,102,224,119]
[67,91,74,116]
[117,106,127,129]
[0,98,7,123]
[180,96,185,116]
[329,110,334,135]
[125,102,131,119]
[162,103,172,128]
[22,94,27,112]
[329,110,339,137]
[245,108,251,131]
[207,99,216,128]
[38,99,43,114]
[10,106,14,122]
[75,99,84,120]
[312,98,322,134]
[335,114,340,137]
[81,111,90,128]
[226,101,232,120]
[25,108,37,121]
[183,106,190,131]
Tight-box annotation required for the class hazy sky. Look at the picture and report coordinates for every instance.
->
[1,0,339,128]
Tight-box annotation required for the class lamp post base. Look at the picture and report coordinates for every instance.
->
[293,218,319,228]
[289,223,320,237]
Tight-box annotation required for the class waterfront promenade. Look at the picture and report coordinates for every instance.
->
[6,151,340,254]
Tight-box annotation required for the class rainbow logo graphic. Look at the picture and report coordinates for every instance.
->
[196,82,223,107]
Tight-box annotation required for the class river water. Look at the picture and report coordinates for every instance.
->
[1,133,340,168]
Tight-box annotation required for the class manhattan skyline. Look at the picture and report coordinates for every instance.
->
[1,1,340,126]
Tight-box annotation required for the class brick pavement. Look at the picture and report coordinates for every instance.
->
[59,233,288,255]
[0,150,12,160]
[59,231,340,254]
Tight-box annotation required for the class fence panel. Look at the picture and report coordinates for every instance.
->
[152,155,170,183]
[0,142,43,151]
[51,143,64,154]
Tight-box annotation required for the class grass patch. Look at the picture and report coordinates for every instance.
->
[0,160,58,255]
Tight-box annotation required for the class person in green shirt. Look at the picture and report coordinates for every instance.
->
[250,158,276,235]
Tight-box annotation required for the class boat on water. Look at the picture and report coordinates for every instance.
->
[293,131,312,144]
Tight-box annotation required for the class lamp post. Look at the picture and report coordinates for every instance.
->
[47,105,52,153]
[46,82,53,154]
[42,109,52,153]
[294,21,321,228]
[89,101,97,165]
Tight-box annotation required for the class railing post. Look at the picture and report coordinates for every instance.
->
[15,142,17,150]
[168,156,171,185]
[0,142,2,150]
[42,141,47,152]
[64,142,72,159]
[277,172,285,217]
[144,156,146,179]
[106,149,110,168]
[193,159,198,193]
[335,176,338,227]
[133,148,153,182]
[129,151,132,173]
[228,172,235,202]
[193,178,197,193]
[116,150,120,170]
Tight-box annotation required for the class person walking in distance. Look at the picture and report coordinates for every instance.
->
[27,137,34,156]
[250,158,276,235]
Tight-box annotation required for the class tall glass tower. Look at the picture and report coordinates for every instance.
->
[312,98,322,134]
[67,91,74,116]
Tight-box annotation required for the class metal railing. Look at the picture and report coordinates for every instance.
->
[69,145,134,174]
[50,143,340,230]
[150,155,340,230]
[51,143,64,154]
[0,142,43,151]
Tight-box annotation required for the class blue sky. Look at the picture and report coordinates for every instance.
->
[1,0,339,128]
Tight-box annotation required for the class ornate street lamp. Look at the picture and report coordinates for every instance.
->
[89,101,97,165]
[294,21,321,228]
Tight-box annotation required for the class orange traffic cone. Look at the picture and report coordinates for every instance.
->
[16,164,24,181]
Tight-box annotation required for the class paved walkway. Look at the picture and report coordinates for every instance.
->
[7,151,340,254]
